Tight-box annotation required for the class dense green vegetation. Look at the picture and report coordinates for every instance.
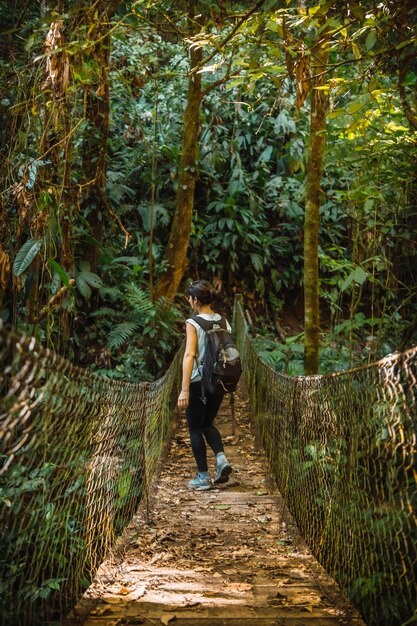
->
[1,0,416,376]
[0,2,416,624]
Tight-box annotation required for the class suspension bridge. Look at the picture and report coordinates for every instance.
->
[0,301,416,626]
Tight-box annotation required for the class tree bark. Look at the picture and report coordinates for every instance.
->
[154,5,203,302]
[398,55,417,131]
[80,1,113,273]
[304,42,329,375]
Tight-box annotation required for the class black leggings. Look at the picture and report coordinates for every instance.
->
[186,382,224,472]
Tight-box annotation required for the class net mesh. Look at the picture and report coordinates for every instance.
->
[2,304,417,626]
[0,327,182,625]
[234,299,417,626]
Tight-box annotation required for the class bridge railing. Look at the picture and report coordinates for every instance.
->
[2,303,417,626]
[234,298,417,626]
[0,327,182,625]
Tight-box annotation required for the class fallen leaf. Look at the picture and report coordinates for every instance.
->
[131,585,146,598]
[232,547,253,557]
[117,587,133,596]
[161,613,177,625]
[214,504,230,510]
[102,596,124,604]
[255,515,271,524]
[90,606,113,616]
[275,587,322,607]
[194,566,212,572]
[229,582,252,592]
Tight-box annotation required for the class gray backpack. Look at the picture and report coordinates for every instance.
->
[192,316,242,395]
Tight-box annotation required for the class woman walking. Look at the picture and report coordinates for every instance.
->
[178,280,232,491]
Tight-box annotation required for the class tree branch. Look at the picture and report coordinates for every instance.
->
[202,54,234,96]
[96,186,131,247]
[191,0,267,75]
[35,278,76,322]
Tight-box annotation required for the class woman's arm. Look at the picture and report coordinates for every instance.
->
[177,322,198,410]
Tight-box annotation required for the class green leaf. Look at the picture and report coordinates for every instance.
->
[111,256,142,266]
[259,145,273,163]
[77,271,103,290]
[341,271,355,292]
[13,239,42,276]
[365,30,377,50]
[350,4,365,19]
[351,42,361,60]
[250,253,264,272]
[347,100,365,114]
[75,275,91,299]
[118,471,132,500]
[353,267,367,285]
[266,19,283,37]
[364,198,374,213]
[47,259,71,288]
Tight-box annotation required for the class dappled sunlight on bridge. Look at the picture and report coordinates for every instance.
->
[1,300,416,625]
[69,404,362,625]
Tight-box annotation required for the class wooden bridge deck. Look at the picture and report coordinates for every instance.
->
[66,389,365,626]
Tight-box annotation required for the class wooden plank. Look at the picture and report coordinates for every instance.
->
[69,389,365,626]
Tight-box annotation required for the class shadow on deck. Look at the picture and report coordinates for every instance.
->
[65,389,365,626]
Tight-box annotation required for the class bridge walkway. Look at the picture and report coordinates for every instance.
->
[67,388,365,626]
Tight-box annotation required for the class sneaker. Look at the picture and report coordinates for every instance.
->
[188,474,212,491]
[213,460,232,484]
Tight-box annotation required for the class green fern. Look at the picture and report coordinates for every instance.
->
[108,321,142,350]
[124,283,153,315]
[89,307,124,318]
[153,296,182,327]
[138,202,170,232]
[96,280,181,372]
[99,286,122,301]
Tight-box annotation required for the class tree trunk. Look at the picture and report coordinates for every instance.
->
[154,7,203,302]
[80,1,112,273]
[304,42,329,375]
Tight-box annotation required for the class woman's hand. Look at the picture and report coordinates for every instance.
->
[178,390,190,410]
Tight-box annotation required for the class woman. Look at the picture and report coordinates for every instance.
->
[178,280,232,491]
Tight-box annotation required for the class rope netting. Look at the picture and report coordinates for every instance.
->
[234,299,417,626]
[0,327,182,625]
[2,303,417,626]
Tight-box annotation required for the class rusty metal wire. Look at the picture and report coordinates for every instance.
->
[0,327,182,625]
[234,299,417,626]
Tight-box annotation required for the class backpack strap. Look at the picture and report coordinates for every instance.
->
[190,315,228,332]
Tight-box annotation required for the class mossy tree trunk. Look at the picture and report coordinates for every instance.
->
[154,3,203,302]
[26,15,72,328]
[304,40,329,375]
[80,1,115,274]
[153,1,263,302]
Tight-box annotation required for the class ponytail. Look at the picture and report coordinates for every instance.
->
[187,280,218,305]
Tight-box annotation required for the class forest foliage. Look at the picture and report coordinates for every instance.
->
[0,0,416,379]
[1,2,417,624]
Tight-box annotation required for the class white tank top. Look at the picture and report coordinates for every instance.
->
[186,313,232,382]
